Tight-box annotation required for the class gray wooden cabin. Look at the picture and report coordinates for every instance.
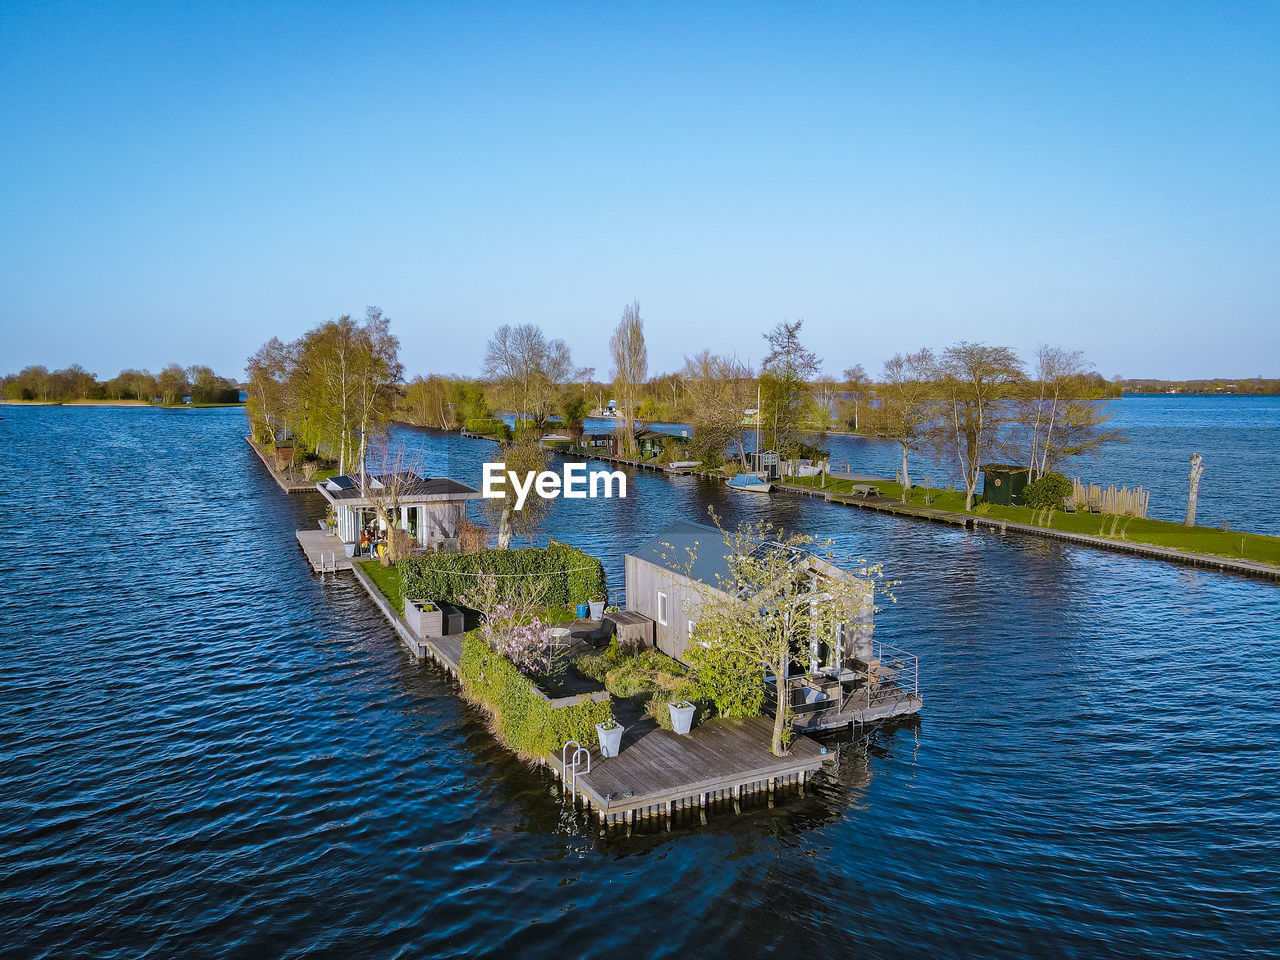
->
[624,520,922,730]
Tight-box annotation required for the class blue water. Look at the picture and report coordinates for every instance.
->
[576,395,1280,535]
[822,395,1280,534]
[1,402,1277,958]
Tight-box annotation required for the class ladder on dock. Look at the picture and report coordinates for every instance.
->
[561,741,591,803]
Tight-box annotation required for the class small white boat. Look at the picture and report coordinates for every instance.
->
[726,472,772,493]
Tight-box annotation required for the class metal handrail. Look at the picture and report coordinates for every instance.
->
[561,740,591,803]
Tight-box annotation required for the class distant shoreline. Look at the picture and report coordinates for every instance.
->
[0,399,245,408]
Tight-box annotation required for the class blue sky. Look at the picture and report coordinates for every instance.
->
[1,1,1277,381]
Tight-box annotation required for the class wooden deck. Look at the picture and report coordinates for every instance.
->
[328,530,837,829]
[296,529,352,572]
[547,714,827,825]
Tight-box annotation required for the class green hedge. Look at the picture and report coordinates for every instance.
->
[399,539,606,607]
[464,417,511,440]
[459,634,613,759]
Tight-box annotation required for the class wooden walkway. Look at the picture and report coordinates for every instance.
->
[547,715,826,825]
[296,529,352,572]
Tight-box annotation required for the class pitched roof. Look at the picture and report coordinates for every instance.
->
[628,520,740,591]
[630,520,835,596]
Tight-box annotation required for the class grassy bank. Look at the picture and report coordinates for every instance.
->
[359,560,403,614]
[786,475,1280,566]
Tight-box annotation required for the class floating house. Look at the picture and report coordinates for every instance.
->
[317,471,482,554]
[624,520,921,730]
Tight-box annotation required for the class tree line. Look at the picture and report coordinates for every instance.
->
[3,363,240,404]
[247,304,1125,515]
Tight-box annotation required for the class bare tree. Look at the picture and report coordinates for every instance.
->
[931,342,1024,511]
[682,351,755,468]
[351,306,404,493]
[483,323,572,426]
[1185,453,1205,527]
[363,441,427,565]
[841,364,870,431]
[1018,345,1122,479]
[760,319,822,455]
[878,348,936,493]
[609,301,648,456]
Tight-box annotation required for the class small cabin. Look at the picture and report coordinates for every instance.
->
[980,464,1030,505]
[624,520,921,730]
[318,471,482,551]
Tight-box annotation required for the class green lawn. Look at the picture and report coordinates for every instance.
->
[783,475,1280,566]
[359,560,403,614]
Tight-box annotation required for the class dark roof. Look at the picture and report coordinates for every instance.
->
[324,473,479,500]
[630,520,814,595]
[629,521,737,591]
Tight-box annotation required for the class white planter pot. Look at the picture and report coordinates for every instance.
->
[596,722,623,758]
[668,702,695,735]
[588,600,605,620]
[343,541,357,558]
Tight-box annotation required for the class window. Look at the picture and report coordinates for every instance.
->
[657,591,668,625]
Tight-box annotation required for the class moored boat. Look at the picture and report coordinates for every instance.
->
[726,472,772,493]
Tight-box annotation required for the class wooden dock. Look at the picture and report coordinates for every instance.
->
[295,529,353,572]
[546,715,827,826]
[344,553,835,827]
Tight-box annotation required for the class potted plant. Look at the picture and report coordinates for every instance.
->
[588,591,607,621]
[668,700,696,735]
[596,718,624,758]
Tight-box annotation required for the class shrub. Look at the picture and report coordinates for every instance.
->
[644,690,712,731]
[602,649,690,698]
[459,634,612,760]
[465,417,511,440]
[574,639,626,683]
[682,643,765,718]
[1021,472,1073,510]
[399,540,606,607]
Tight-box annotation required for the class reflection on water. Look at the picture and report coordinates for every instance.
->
[0,405,1277,959]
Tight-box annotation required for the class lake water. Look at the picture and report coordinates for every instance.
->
[584,395,1280,535]
[1,401,1277,958]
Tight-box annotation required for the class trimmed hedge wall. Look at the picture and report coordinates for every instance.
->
[399,539,606,607]
[459,634,612,760]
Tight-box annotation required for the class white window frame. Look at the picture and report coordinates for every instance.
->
[657,591,668,625]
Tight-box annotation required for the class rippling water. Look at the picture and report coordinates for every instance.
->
[820,395,1280,535]
[1,405,1277,958]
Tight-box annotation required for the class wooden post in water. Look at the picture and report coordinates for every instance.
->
[1185,453,1205,527]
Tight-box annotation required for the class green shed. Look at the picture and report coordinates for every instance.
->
[981,464,1031,505]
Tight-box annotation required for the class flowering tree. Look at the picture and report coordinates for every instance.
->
[462,573,557,676]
